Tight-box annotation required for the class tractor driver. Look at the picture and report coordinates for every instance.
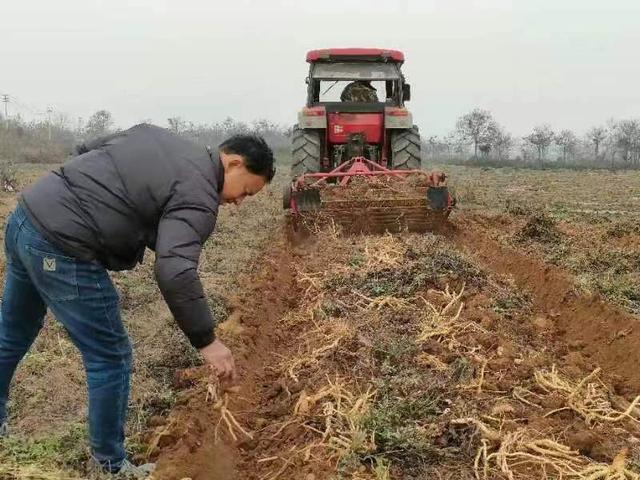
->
[0,124,275,477]
[340,80,379,103]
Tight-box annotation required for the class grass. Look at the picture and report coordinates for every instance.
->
[0,423,88,474]
[362,374,443,471]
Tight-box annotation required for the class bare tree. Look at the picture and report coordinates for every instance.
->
[586,126,607,161]
[455,108,494,160]
[525,125,554,166]
[167,116,186,134]
[489,124,513,161]
[423,135,442,160]
[610,119,640,167]
[555,129,578,163]
[442,132,459,161]
[85,110,114,139]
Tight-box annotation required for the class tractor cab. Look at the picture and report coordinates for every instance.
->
[297,48,416,170]
[305,48,411,109]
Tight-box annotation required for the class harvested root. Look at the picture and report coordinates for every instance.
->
[451,417,501,443]
[263,379,377,480]
[361,233,406,271]
[456,418,640,480]
[534,366,640,427]
[206,382,253,443]
[577,449,639,480]
[415,352,449,371]
[296,267,324,297]
[280,320,353,381]
[486,431,588,480]
[416,284,475,348]
[352,291,415,312]
[512,386,544,410]
[146,418,177,457]
[294,378,376,458]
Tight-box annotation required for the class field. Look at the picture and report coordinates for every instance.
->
[0,161,639,479]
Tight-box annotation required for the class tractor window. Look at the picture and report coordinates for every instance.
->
[312,62,400,80]
[319,80,389,103]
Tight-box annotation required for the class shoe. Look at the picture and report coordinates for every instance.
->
[0,422,7,438]
[114,460,155,478]
[89,457,155,479]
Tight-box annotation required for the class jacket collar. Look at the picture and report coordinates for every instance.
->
[207,147,225,194]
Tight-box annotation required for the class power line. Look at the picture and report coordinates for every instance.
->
[11,95,47,116]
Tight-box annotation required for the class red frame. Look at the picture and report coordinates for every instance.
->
[289,157,450,214]
[306,48,405,63]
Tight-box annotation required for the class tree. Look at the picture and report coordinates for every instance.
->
[488,124,513,161]
[167,116,186,134]
[555,129,578,163]
[455,108,494,160]
[524,125,554,165]
[586,126,607,161]
[610,119,640,167]
[85,110,114,139]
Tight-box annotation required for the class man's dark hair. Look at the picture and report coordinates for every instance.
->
[219,134,275,182]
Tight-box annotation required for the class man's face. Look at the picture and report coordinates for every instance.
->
[220,152,267,205]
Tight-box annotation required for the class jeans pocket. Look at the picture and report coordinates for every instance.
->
[25,245,79,301]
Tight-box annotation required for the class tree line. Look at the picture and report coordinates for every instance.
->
[424,108,640,169]
[1,107,638,170]
[0,110,291,165]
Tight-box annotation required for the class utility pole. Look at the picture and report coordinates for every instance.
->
[46,106,54,141]
[1,94,8,129]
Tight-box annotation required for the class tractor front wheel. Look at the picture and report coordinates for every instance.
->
[391,126,421,170]
[291,127,322,178]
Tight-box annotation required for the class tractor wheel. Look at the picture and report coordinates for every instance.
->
[391,125,421,170]
[291,127,322,178]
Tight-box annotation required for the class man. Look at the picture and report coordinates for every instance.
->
[0,124,275,476]
[340,80,379,103]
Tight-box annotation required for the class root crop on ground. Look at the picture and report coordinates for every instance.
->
[534,366,640,427]
[455,419,640,480]
[206,381,253,443]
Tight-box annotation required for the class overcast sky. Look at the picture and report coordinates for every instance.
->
[1,0,639,136]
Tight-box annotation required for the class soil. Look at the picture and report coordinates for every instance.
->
[151,232,301,479]
[150,208,640,479]
[3,164,639,479]
[455,212,640,395]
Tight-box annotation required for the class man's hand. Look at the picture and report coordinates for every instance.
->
[199,339,237,381]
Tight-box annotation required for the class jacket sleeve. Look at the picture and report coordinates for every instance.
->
[154,202,218,348]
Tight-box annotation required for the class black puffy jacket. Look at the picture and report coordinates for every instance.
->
[19,124,223,348]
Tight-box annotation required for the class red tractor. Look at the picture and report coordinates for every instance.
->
[285,48,454,232]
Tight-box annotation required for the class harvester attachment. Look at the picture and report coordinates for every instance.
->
[284,157,455,234]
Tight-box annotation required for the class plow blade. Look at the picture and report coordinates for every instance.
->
[293,187,452,234]
[286,157,455,234]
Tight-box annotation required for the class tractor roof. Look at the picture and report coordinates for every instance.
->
[306,48,405,64]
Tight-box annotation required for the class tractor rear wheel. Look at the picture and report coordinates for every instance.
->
[391,125,421,170]
[291,127,322,178]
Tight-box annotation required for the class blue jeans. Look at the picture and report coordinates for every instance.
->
[0,205,132,472]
